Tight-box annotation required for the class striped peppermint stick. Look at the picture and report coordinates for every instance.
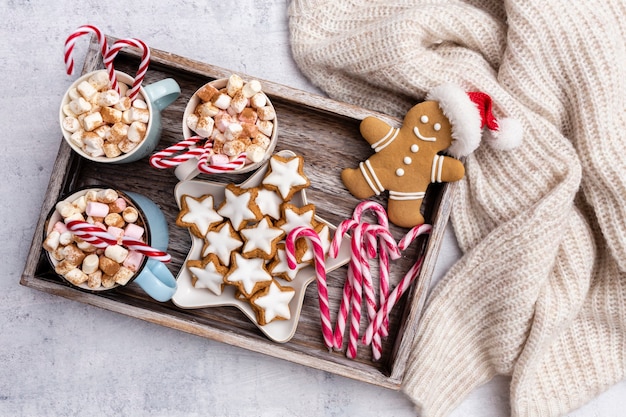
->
[103,38,150,101]
[399,223,433,251]
[332,267,353,350]
[197,151,247,174]
[66,220,171,263]
[345,223,366,359]
[149,136,205,169]
[64,25,110,76]
[358,224,384,360]
[285,226,334,350]
[362,255,426,346]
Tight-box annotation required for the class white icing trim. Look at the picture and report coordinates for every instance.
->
[365,160,384,194]
[413,126,436,142]
[372,127,399,152]
[436,154,444,182]
[389,191,426,201]
[430,155,439,183]
[359,162,380,195]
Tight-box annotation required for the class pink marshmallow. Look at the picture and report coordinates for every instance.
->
[209,153,230,166]
[85,201,110,218]
[124,223,145,239]
[107,226,125,240]
[53,221,68,234]
[123,250,144,272]
[110,197,127,213]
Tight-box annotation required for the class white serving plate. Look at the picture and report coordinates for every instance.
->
[172,150,351,343]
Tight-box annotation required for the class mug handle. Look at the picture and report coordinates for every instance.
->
[133,258,177,302]
[143,78,181,112]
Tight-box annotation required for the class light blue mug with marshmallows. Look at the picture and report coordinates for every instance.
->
[59,70,180,163]
[44,187,177,302]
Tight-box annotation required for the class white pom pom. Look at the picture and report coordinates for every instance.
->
[484,118,523,150]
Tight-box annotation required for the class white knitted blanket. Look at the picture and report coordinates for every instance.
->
[288,1,626,416]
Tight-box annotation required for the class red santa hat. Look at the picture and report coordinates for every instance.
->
[426,84,522,158]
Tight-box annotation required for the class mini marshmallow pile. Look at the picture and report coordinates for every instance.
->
[43,189,146,289]
[61,70,150,159]
[186,74,276,165]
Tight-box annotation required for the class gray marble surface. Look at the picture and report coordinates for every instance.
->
[2,1,624,416]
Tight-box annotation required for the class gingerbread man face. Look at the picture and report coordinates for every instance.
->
[341,100,465,228]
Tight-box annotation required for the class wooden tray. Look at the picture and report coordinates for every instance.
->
[20,35,455,389]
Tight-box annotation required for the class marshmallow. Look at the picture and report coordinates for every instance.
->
[96,89,120,107]
[223,140,245,157]
[68,130,84,148]
[56,201,80,218]
[227,74,244,96]
[117,138,138,154]
[257,105,276,121]
[71,195,87,213]
[124,222,144,239]
[196,102,220,118]
[256,120,273,136]
[118,82,129,98]
[127,121,147,143]
[122,207,139,223]
[252,132,271,149]
[58,231,73,246]
[65,268,89,286]
[68,87,81,101]
[209,153,230,166]
[114,96,132,111]
[69,97,92,115]
[108,122,128,144]
[250,92,267,108]
[242,80,262,98]
[229,91,247,114]
[195,116,214,137]
[104,245,129,263]
[43,230,60,252]
[132,99,148,109]
[63,244,86,266]
[113,266,135,285]
[52,221,68,234]
[99,255,120,276]
[82,254,100,274]
[186,113,199,132]
[128,107,150,123]
[238,108,258,125]
[85,201,110,218]
[82,112,103,132]
[55,260,76,276]
[196,84,219,102]
[82,133,105,157]
[76,80,98,101]
[75,240,97,252]
[109,198,127,213]
[215,112,233,132]
[87,71,110,91]
[97,189,118,203]
[104,213,125,228]
[245,144,267,163]
[107,226,125,241]
[101,273,116,288]
[212,93,231,110]
[224,123,243,141]
[62,104,77,118]
[100,106,122,124]
[87,270,102,288]
[103,142,122,159]
[123,251,144,272]
[62,116,81,133]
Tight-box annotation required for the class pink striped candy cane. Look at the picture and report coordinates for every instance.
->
[362,255,426,346]
[285,226,333,350]
[345,223,366,359]
[358,224,384,360]
[103,38,150,101]
[64,25,110,76]
[149,136,205,169]
[399,223,433,251]
[121,237,171,263]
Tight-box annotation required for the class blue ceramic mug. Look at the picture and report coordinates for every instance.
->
[44,188,177,302]
[59,70,181,163]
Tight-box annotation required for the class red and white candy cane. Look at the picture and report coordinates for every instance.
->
[345,223,367,359]
[285,226,334,351]
[103,38,150,101]
[66,220,171,263]
[64,25,110,76]
[361,224,432,345]
[66,220,116,248]
[121,237,171,263]
[149,136,205,169]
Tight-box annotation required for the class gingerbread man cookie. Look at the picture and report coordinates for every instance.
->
[341,84,522,228]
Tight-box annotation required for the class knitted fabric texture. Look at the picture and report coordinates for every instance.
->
[288,1,626,416]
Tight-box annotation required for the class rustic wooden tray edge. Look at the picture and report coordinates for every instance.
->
[20,36,456,390]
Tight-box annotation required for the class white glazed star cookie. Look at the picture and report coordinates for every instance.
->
[217,183,262,231]
[261,154,310,201]
[176,194,224,238]
[240,216,285,260]
[268,243,308,282]
[253,186,283,220]
[187,254,228,296]
[250,279,295,325]
[224,252,272,297]
[201,220,243,266]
